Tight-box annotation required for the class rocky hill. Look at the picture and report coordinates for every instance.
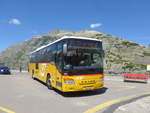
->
[0,30,150,73]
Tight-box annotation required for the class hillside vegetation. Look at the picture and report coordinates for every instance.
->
[0,30,150,73]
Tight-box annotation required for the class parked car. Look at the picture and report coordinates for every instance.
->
[0,66,11,74]
[123,73,148,83]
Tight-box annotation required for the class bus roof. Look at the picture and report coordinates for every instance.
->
[30,36,102,54]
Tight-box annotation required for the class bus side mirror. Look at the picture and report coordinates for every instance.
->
[64,64,73,70]
[63,44,67,55]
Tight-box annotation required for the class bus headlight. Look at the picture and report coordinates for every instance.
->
[64,79,75,85]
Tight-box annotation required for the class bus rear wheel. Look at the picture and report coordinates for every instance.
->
[46,75,53,90]
[32,71,35,80]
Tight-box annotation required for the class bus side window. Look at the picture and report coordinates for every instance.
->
[55,43,63,72]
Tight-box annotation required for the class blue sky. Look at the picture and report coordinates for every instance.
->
[0,0,150,51]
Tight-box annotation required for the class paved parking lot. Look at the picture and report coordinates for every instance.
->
[0,72,149,113]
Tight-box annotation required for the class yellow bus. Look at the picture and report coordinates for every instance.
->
[28,36,104,92]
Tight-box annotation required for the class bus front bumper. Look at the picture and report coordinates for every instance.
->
[62,83,104,92]
[62,79,104,92]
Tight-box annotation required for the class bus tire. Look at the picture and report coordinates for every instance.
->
[32,70,35,80]
[46,75,53,90]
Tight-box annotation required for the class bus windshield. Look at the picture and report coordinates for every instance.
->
[64,46,103,75]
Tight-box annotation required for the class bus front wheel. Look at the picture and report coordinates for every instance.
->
[46,75,53,90]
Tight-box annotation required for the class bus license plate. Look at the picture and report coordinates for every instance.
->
[84,86,92,89]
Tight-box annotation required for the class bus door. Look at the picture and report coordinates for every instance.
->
[55,46,63,90]
[35,63,39,77]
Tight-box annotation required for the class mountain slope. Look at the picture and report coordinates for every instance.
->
[0,30,150,73]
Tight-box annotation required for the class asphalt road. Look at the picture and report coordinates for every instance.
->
[0,72,149,113]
